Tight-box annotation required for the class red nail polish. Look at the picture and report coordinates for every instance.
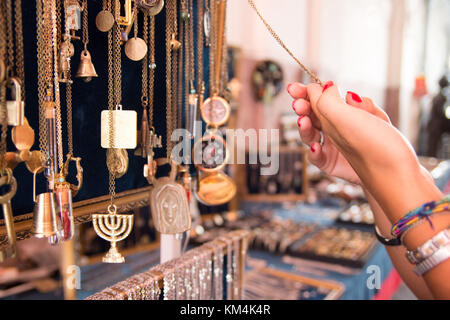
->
[292,100,296,110]
[287,84,293,93]
[297,116,303,127]
[311,145,316,152]
[322,81,334,93]
[348,91,362,103]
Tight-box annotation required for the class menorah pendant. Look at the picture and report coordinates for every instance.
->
[92,206,134,263]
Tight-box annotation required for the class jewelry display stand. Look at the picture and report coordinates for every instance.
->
[86,230,249,300]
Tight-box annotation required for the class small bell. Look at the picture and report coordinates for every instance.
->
[75,50,98,82]
[32,192,59,238]
[31,168,59,239]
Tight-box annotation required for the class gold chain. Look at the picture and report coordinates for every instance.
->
[208,0,216,95]
[53,0,64,170]
[36,0,48,158]
[0,5,6,171]
[196,0,204,107]
[14,0,25,100]
[165,0,176,158]
[5,0,14,77]
[148,14,155,126]
[64,0,74,157]
[82,0,89,50]
[141,12,148,108]
[247,0,322,86]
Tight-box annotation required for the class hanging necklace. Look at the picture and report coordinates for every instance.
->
[149,0,191,235]
[140,11,162,184]
[247,0,323,86]
[93,0,134,263]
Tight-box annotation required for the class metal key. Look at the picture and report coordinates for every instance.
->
[0,169,18,262]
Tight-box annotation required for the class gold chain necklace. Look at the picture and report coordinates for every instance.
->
[247,0,322,86]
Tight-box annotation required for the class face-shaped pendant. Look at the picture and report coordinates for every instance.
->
[150,173,191,234]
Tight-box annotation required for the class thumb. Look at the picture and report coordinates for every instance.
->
[307,81,353,125]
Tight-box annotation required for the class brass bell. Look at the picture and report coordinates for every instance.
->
[32,192,58,238]
[75,50,98,82]
[31,169,59,238]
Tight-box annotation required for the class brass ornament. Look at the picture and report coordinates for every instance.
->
[24,150,46,174]
[193,131,229,173]
[169,33,181,51]
[106,148,129,179]
[6,77,25,126]
[92,205,134,263]
[196,172,236,206]
[96,10,115,32]
[32,169,59,239]
[200,95,231,127]
[150,161,191,234]
[124,37,148,61]
[148,0,165,16]
[11,117,34,152]
[75,50,98,82]
[101,105,137,149]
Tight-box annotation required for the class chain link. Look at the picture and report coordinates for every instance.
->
[247,0,322,86]
[14,0,25,100]
[82,0,89,50]
[148,14,155,126]
[165,0,176,158]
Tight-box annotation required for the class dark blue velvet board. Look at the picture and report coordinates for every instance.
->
[8,0,222,217]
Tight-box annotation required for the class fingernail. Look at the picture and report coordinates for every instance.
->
[348,91,362,103]
[297,116,304,127]
[311,145,316,153]
[287,84,293,93]
[292,100,296,111]
[322,81,334,93]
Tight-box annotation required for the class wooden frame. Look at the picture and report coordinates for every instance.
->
[0,186,152,247]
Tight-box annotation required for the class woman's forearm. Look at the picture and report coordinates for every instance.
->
[364,189,434,299]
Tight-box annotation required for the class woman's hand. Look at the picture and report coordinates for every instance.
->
[288,83,390,185]
[287,81,442,223]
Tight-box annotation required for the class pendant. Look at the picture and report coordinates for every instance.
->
[196,172,236,206]
[101,105,137,149]
[92,205,134,263]
[6,78,24,126]
[125,37,148,61]
[95,10,114,32]
[106,148,129,179]
[150,161,191,234]
[204,9,211,47]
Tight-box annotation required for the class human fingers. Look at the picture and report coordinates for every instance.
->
[297,116,322,147]
[287,82,308,99]
[345,91,391,124]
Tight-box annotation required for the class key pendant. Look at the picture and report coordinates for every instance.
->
[0,170,17,262]
[150,161,191,234]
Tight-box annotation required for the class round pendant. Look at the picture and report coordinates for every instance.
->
[201,95,231,127]
[125,37,148,61]
[106,148,129,178]
[193,133,228,173]
[196,172,237,206]
[96,10,115,32]
[136,0,159,10]
[148,0,164,16]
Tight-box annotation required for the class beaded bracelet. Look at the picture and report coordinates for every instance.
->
[391,195,450,239]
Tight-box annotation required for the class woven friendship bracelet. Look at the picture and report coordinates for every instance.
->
[391,195,450,238]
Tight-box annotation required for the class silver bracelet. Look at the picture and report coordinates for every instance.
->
[414,244,450,276]
[406,228,450,264]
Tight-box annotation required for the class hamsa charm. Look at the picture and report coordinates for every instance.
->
[150,161,191,234]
